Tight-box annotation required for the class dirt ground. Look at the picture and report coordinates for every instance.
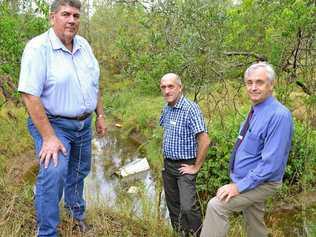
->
[5,150,38,187]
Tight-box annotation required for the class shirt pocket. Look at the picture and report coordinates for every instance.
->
[85,64,98,88]
[175,120,188,137]
[244,133,262,155]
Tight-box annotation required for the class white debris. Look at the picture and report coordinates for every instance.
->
[118,158,150,177]
[92,137,107,154]
[127,186,139,194]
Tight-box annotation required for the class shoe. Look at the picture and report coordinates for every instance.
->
[180,230,199,237]
[179,230,189,237]
[72,220,92,233]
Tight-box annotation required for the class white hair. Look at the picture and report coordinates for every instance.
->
[244,62,276,82]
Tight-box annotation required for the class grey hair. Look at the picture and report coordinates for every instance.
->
[161,73,182,86]
[50,0,81,12]
[244,62,276,82]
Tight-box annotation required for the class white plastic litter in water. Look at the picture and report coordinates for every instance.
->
[92,137,107,154]
[118,158,150,177]
[127,186,139,194]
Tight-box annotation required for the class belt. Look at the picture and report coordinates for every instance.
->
[47,113,92,121]
[165,158,196,162]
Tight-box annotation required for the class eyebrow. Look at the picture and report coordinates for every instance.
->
[60,10,80,16]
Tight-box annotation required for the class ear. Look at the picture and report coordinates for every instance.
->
[49,12,55,26]
[270,80,275,89]
[179,84,183,92]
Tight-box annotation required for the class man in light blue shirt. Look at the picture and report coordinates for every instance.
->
[201,62,293,237]
[18,1,106,236]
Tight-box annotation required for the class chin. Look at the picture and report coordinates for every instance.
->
[250,96,260,101]
[166,99,175,104]
[66,32,76,36]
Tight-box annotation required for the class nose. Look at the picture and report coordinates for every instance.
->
[165,87,174,95]
[68,15,75,23]
[250,83,257,91]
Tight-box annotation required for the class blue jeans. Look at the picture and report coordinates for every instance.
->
[28,116,92,237]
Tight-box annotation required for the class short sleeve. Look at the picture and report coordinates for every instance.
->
[18,44,47,96]
[188,104,207,135]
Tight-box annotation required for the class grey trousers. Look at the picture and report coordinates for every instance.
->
[200,182,281,237]
[162,159,202,236]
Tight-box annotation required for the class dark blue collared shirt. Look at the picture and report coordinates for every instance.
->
[231,96,293,192]
[160,95,207,160]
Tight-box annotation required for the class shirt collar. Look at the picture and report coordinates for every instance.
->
[48,28,81,54]
[253,96,275,113]
[169,95,185,109]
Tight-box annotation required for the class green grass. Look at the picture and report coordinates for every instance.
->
[1,79,315,236]
[0,103,174,237]
[0,103,32,159]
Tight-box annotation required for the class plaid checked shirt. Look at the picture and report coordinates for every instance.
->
[160,95,208,160]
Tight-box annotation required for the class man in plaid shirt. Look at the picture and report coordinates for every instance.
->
[160,73,210,236]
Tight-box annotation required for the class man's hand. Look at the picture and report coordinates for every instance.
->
[20,93,67,168]
[179,164,199,175]
[95,116,107,137]
[39,135,67,168]
[216,183,240,203]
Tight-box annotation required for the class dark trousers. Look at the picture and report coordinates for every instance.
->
[162,158,202,236]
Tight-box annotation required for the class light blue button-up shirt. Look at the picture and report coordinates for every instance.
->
[160,95,208,160]
[230,96,293,193]
[18,28,100,117]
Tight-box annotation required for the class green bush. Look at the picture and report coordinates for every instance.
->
[0,2,48,102]
[285,120,316,190]
[197,111,241,202]
[197,110,316,203]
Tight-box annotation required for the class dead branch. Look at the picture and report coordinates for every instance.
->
[296,80,312,96]
[223,51,267,61]
[0,75,16,100]
[281,28,303,73]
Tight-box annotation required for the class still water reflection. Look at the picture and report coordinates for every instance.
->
[84,127,167,218]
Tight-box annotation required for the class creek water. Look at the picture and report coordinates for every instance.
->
[84,126,168,218]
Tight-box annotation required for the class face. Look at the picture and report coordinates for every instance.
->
[50,4,80,45]
[160,77,182,106]
[245,67,274,105]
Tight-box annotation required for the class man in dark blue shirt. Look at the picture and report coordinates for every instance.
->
[160,73,210,236]
[200,62,293,237]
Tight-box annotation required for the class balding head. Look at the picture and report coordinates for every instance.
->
[160,73,183,106]
[160,73,182,86]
